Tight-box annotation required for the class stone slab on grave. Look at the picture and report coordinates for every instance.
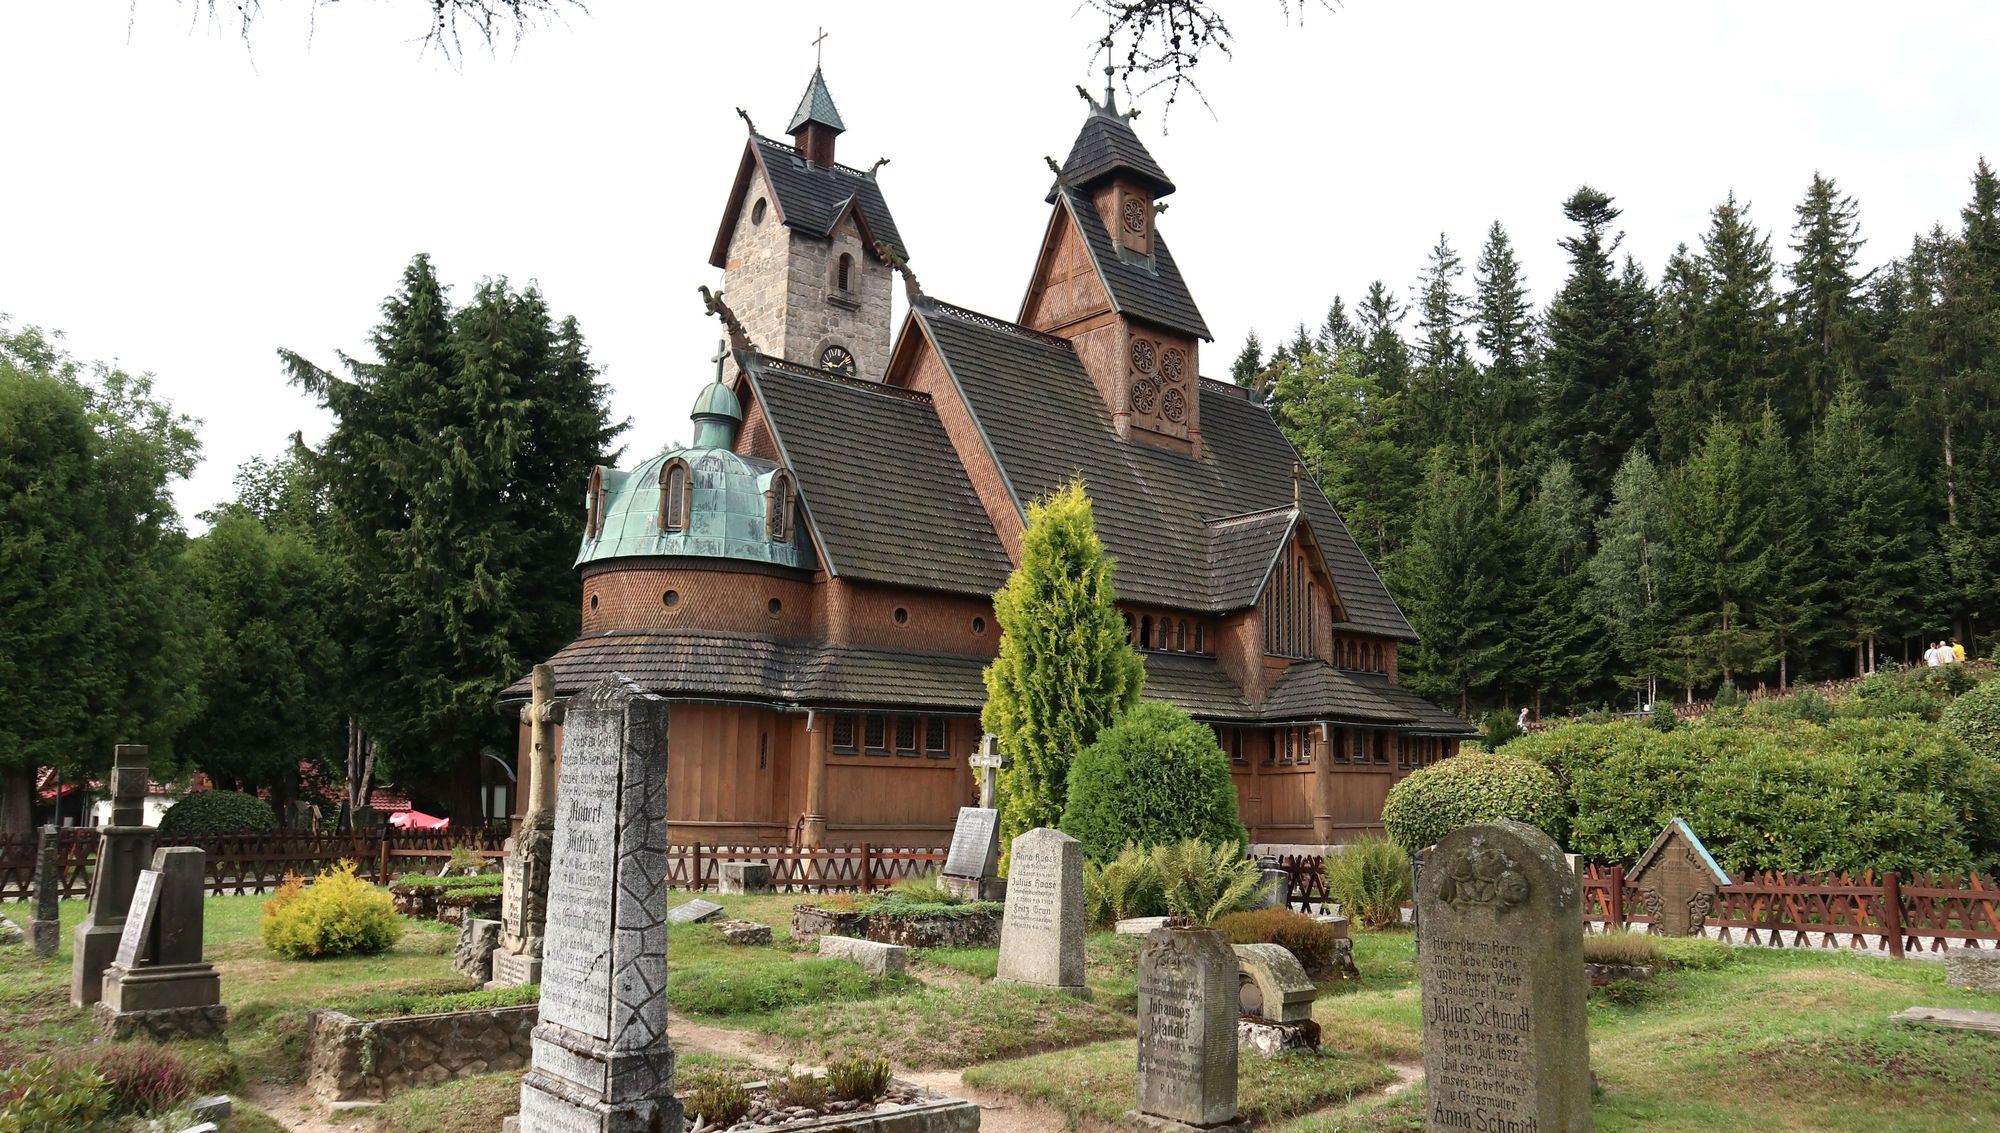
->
[1417,820,1591,1133]
[1232,944,1317,1023]
[668,898,725,925]
[819,934,908,977]
[1943,952,2000,992]
[72,744,157,1007]
[516,674,680,1133]
[1626,817,1731,936]
[1117,916,1172,936]
[993,827,1087,997]
[29,825,62,958]
[1891,1006,2000,1035]
[716,861,772,895]
[1131,926,1246,1133]
[97,847,227,1042]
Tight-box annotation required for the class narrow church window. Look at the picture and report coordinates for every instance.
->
[1332,729,1349,764]
[837,253,854,291]
[972,616,987,635]
[1279,730,1293,766]
[832,715,857,753]
[759,733,768,771]
[893,607,909,625]
[663,461,690,531]
[1306,582,1316,658]
[1194,623,1205,653]
[586,467,605,539]
[1297,729,1313,766]
[924,717,947,757]
[894,716,918,755]
[1228,729,1245,766]
[751,197,767,225]
[768,597,783,618]
[589,593,599,612]
[1373,643,1385,672]
[864,715,887,755]
[1261,732,1277,767]
[1140,616,1153,650]
[766,473,794,541]
[1176,621,1187,651]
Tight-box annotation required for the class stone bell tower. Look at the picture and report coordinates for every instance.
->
[708,66,906,382]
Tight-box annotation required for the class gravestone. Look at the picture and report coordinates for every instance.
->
[668,898,724,925]
[96,847,227,1040]
[1132,926,1245,1132]
[1418,820,1590,1133]
[993,828,1086,997]
[29,825,62,957]
[1626,817,1730,936]
[492,664,559,988]
[517,674,679,1133]
[818,934,909,976]
[1252,867,1290,909]
[72,744,157,1006]
[1232,944,1316,1023]
[455,918,501,983]
[716,861,771,894]
[943,736,1008,902]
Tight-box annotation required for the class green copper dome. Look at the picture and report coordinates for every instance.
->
[575,381,808,570]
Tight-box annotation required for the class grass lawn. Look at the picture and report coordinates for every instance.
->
[758,982,1136,1069]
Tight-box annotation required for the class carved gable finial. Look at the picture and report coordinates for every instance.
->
[698,285,759,354]
[734,106,756,136]
[872,239,923,302]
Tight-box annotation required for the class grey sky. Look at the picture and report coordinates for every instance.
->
[4,2,1995,528]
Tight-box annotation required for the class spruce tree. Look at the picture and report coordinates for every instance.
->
[1519,461,1606,712]
[1271,346,1418,568]
[982,479,1145,847]
[284,255,623,818]
[1664,420,1771,691]
[1397,448,1508,715]
[1319,297,1360,355]
[1473,221,1538,479]
[1785,173,1871,427]
[1747,410,1824,688]
[1696,193,1784,422]
[1355,281,1412,399]
[1813,386,1922,673]
[1590,448,1673,707]
[1649,243,1713,464]
[1409,234,1475,452]
[1541,187,1652,487]
[1230,330,1265,390]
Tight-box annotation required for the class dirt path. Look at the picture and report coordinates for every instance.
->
[1383,1060,1424,1095]
[667,1010,789,1070]
[242,1081,356,1133]
[899,1068,1120,1133]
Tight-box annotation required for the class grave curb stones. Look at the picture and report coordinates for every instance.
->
[818,934,908,977]
[1131,926,1246,1133]
[72,744,157,1007]
[516,674,680,1133]
[993,827,1087,997]
[1417,819,1590,1133]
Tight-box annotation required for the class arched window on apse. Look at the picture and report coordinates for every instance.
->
[1140,616,1153,650]
[766,472,794,541]
[837,253,854,291]
[662,460,690,531]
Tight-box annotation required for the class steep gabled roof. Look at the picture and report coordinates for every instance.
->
[1207,507,1298,609]
[743,354,1011,597]
[787,66,845,134]
[709,136,907,268]
[1053,187,1209,340]
[1051,109,1175,201]
[1355,676,1481,737]
[910,299,1413,638]
[1263,662,1412,724]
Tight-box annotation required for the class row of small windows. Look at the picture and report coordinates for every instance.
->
[829,714,951,759]
[1125,613,1209,654]
[1212,726,1450,770]
[1265,550,1316,659]
[1338,640,1390,674]
[656,461,794,543]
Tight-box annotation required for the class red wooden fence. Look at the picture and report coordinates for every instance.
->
[0,828,509,900]
[667,843,946,894]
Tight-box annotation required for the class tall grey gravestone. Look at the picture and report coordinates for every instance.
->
[993,827,1086,996]
[72,744,157,1006]
[1132,926,1245,1133]
[96,846,227,1040]
[1418,820,1591,1133]
[517,674,680,1133]
[493,663,559,989]
[29,825,62,957]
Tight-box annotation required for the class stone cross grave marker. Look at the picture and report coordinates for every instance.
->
[968,733,1008,810]
[493,663,559,988]
[97,847,225,1040]
[72,744,157,1007]
[1133,926,1245,1132]
[1626,817,1730,937]
[1417,819,1590,1133]
[517,673,679,1133]
[994,827,1086,996]
[29,825,61,957]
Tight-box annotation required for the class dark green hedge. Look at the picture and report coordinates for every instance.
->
[156,790,277,836]
[1059,701,1246,864]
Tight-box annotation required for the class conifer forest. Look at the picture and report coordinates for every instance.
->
[1243,163,2000,721]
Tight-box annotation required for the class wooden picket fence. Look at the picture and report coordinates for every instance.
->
[1577,863,2000,955]
[668,843,947,894]
[0,828,509,900]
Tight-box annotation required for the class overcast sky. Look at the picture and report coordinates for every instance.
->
[5,1,1996,528]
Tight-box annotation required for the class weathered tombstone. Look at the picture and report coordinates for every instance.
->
[517,674,679,1133]
[1418,820,1590,1133]
[96,847,227,1040]
[667,898,724,925]
[1132,926,1245,1132]
[943,736,1008,902]
[1626,817,1730,936]
[72,745,157,1006]
[716,861,771,895]
[491,664,559,988]
[818,934,909,977]
[1233,943,1319,1058]
[1253,867,1290,909]
[454,918,501,983]
[993,828,1086,997]
[29,825,62,958]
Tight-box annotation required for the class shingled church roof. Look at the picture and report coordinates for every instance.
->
[1049,186,1210,341]
[709,136,907,267]
[1050,107,1176,200]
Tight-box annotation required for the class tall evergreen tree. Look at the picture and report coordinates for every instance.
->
[1663,420,1771,694]
[1813,386,1922,673]
[1785,172,1871,426]
[1541,187,1652,487]
[1649,243,1712,463]
[1355,281,1412,399]
[1318,297,1360,355]
[1519,460,1606,713]
[283,255,623,820]
[1590,448,1672,708]
[1270,346,1417,568]
[1747,410,1824,688]
[1697,193,1784,421]
[1408,234,1475,451]
[1230,330,1265,390]
[1397,448,1508,715]
[982,480,1145,847]
[1473,221,1538,479]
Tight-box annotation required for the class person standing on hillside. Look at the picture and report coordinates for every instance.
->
[1953,639,1967,663]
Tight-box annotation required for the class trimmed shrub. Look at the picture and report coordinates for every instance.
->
[1152,840,1269,924]
[1322,836,1412,930]
[1381,752,1567,854]
[1083,844,1166,927]
[1943,679,2000,759]
[261,860,401,959]
[1060,701,1246,865]
[1581,931,1662,967]
[1213,907,1346,973]
[157,790,277,837]
[0,1058,114,1132]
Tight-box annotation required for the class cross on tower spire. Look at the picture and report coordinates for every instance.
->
[711,339,729,382]
[812,26,829,66]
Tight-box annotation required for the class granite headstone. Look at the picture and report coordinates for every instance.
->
[942,808,1001,880]
[29,825,62,957]
[993,828,1086,997]
[96,847,226,1040]
[1417,820,1590,1133]
[71,744,157,1006]
[517,674,679,1133]
[1133,927,1244,1132]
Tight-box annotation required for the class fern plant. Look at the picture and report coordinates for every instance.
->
[1152,840,1269,924]
[1323,836,1411,930]
[1084,844,1168,926]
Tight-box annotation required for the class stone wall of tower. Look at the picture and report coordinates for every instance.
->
[782,211,894,381]
[722,166,795,358]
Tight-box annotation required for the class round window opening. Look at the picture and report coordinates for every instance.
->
[751,198,768,225]
[767,597,783,618]
[972,616,987,635]
[893,607,910,625]
[663,589,680,609]
[588,593,599,611]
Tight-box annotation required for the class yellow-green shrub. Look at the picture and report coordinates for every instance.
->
[261,861,401,959]
[1380,752,1567,853]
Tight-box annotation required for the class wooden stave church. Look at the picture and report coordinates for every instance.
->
[502,67,1474,852]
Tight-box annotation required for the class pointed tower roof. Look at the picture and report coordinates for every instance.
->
[787,66,846,134]
[1050,81,1175,202]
